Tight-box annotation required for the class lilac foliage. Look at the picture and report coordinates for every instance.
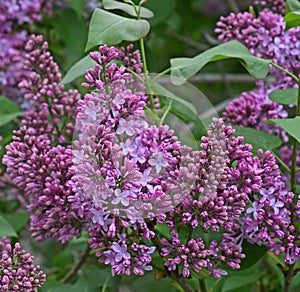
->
[0,237,46,291]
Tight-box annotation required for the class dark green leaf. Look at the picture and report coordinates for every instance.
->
[267,117,300,143]
[232,126,282,154]
[82,265,119,288]
[85,9,150,51]
[60,54,96,84]
[4,213,29,232]
[269,88,298,105]
[66,0,85,17]
[0,96,22,127]
[239,242,267,270]
[144,0,176,26]
[72,276,98,292]
[52,9,88,55]
[103,0,153,18]
[170,41,271,84]
[222,265,265,291]
[0,215,18,237]
[39,280,73,292]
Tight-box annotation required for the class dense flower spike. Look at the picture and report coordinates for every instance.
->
[223,84,288,141]
[0,237,46,291]
[0,0,51,102]
[3,35,83,243]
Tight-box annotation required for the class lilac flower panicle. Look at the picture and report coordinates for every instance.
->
[0,237,46,291]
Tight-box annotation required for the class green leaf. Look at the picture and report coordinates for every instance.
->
[66,0,85,17]
[82,265,119,288]
[154,223,170,239]
[60,54,96,84]
[286,0,300,14]
[0,96,22,127]
[170,41,271,84]
[284,11,300,30]
[239,242,267,270]
[232,126,282,154]
[4,213,29,232]
[52,9,88,55]
[267,117,300,143]
[0,215,18,238]
[103,0,153,18]
[144,0,176,26]
[152,82,198,122]
[269,88,298,105]
[85,9,150,51]
[222,266,265,291]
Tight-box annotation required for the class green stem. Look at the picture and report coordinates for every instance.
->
[270,151,291,174]
[270,61,299,83]
[152,68,172,83]
[61,245,90,283]
[125,67,146,84]
[159,101,172,125]
[139,38,156,110]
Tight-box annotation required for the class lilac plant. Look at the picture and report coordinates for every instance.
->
[1,0,300,291]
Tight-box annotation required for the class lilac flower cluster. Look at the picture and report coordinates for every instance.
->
[215,5,296,137]
[3,35,83,243]
[0,237,46,291]
[159,118,297,276]
[0,0,51,102]
[254,0,286,14]
[223,83,288,141]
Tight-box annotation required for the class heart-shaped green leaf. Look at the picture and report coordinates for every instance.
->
[85,9,150,51]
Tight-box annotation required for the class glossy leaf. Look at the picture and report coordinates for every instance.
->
[60,54,96,84]
[85,9,150,51]
[103,0,153,18]
[0,215,18,238]
[0,96,22,127]
[284,11,300,30]
[170,41,271,84]
[267,117,300,143]
[269,88,298,105]
[232,126,282,154]
[66,0,85,17]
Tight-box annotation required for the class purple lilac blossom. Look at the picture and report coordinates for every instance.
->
[0,0,51,103]
[3,35,83,243]
[215,7,295,138]
[0,237,46,291]
[254,0,286,14]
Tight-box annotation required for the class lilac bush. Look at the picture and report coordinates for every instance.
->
[1,0,300,291]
